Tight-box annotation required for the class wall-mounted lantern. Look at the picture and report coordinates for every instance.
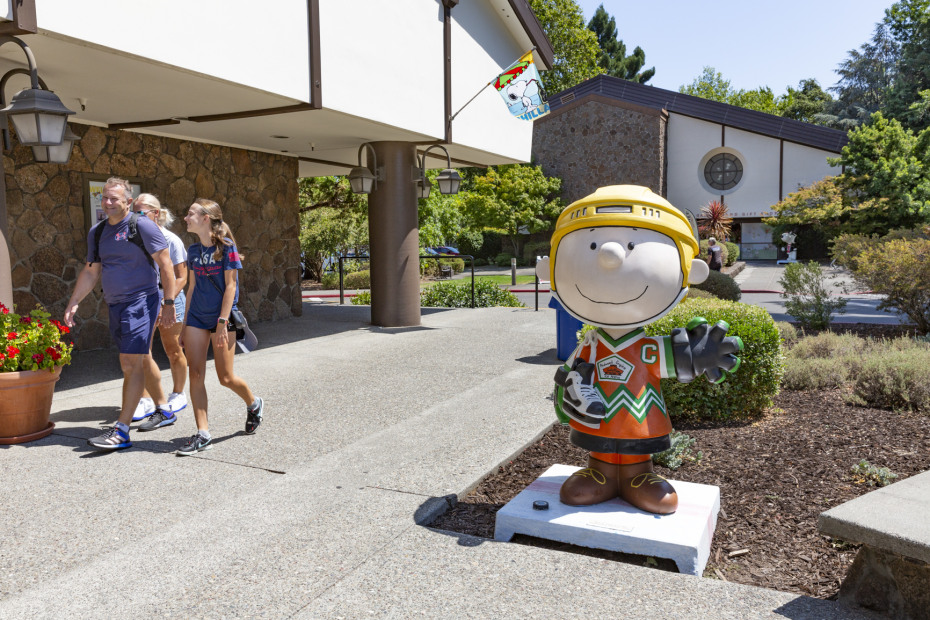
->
[348,142,383,194]
[417,144,461,198]
[0,36,75,154]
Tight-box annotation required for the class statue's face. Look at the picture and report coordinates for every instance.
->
[553,226,685,327]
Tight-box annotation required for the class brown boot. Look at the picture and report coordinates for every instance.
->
[617,459,678,514]
[560,455,620,506]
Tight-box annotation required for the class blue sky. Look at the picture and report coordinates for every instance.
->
[574,1,896,95]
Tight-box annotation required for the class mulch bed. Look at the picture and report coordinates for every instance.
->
[429,323,930,599]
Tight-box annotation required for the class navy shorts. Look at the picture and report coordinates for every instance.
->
[108,292,160,354]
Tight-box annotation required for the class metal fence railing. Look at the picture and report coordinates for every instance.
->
[337,254,476,308]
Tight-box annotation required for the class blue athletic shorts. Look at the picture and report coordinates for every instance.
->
[108,292,160,354]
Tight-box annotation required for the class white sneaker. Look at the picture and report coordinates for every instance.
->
[131,397,156,422]
[166,391,188,414]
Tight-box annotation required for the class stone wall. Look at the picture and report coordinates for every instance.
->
[2,124,301,350]
[532,95,667,205]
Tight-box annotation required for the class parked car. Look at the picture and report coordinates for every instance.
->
[433,246,459,255]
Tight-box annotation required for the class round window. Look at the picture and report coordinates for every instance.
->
[703,153,743,190]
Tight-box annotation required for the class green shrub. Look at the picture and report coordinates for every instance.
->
[420,279,524,308]
[494,252,515,267]
[851,460,898,487]
[523,241,551,265]
[779,261,846,330]
[724,241,740,266]
[847,237,930,334]
[774,321,798,346]
[351,290,372,305]
[781,358,852,391]
[653,431,702,470]
[645,299,784,420]
[698,239,728,267]
[473,258,488,267]
[852,346,930,412]
[691,270,741,302]
[781,332,868,391]
[685,288,718,301]
[321,272,338,289]
[422,258,465,278]
[788,331,868,360]
[344,269,371,289]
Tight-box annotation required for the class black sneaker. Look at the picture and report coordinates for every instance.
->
[138,409,177,431]
[177,434,212,456]
[245,397,263,434]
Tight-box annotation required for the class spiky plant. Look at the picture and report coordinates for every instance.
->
[698,200,733,240]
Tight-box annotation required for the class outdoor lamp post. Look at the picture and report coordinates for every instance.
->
[418,144,461,195]
[0,37,75,150]
[413,154,432,199]
[32,124,80,164]
[348,142,382,194]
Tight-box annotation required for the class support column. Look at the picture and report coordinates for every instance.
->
[0,161,12,309]
[368,141,420,327]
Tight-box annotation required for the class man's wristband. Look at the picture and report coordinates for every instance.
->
[162,298,175,306]
[217,317,228,325]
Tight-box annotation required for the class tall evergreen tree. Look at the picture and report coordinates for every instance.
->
[528,0,603,94]
[586,4,654,83]
[825,22,899,129]
[884,0,930,129]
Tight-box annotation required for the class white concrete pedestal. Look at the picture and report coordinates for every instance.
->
[494,464,720,576]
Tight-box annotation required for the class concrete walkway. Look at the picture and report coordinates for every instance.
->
[0,303,877,618]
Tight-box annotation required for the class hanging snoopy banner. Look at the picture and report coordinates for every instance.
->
[494,51,550,121]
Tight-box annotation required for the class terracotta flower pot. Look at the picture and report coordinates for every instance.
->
[0,366,62,444]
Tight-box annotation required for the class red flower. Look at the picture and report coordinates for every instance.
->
[7,332,17,340]
[0,302,8,314]
[0,352,5,360]
[20,316,30,324]
[6,345,20,356]
[32,353,44,364]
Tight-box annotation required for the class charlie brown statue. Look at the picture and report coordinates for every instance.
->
[536,186,742,515]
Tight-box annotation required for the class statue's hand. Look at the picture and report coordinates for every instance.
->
[672,317,743,384]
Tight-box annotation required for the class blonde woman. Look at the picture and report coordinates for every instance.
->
[130,194,189,426]
[178,198,264,455]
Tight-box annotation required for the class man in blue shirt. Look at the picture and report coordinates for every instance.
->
[64,177,181,450]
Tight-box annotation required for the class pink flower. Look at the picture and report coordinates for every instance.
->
[20,316,30,324]
[32,353,44,364]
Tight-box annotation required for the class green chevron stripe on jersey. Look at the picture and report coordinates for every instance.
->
[596,383,667,423]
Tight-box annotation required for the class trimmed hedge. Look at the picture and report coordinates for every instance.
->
[420,279,524,308]
[494,252,515,267]
[692,270,741,302]
[645,299,784,420]
[724,241,740,266]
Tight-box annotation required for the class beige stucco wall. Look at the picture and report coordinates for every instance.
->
[3,124,301,351]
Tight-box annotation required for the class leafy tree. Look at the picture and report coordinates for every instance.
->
[833,112,930,233]
[298,177,368,280]
[528,0,603,94]
[782,79,834,124]
[823,22,899,129]
[417,169,468,248]
[680,67,789,115]
[461,164,563,255]
[586,4,654,83]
